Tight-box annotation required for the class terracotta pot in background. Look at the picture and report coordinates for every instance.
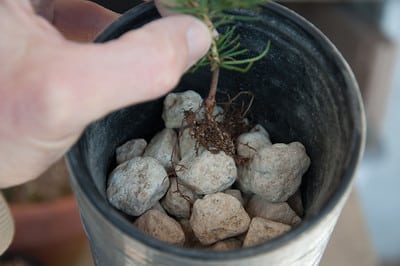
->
[8,195,86,266]
[5,159,88,266]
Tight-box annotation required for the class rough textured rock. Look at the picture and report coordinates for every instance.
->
[143,128,179,169]
[151,201,166,214]
[237,124,271,158]
[190,193,250,245]
[246,195,301,226]
[200,105,224,123]
[212,105,225,123]
[241,192,253,207]
[235,232,247,243]
[134,210,185,246]
[162,90,203,128]
[109,90,310,252]
[176,150,237,194]
[287,189,304,217]
[161,177,197,219]
[224,189,244,206]
[116,138,147,165]
[243,217,291,248]
[237,142,310,202]
[250,124,271,139]
[178,128,205,160]
[107,157,169,216]
[179,219,200,248]
[209,238,242,251]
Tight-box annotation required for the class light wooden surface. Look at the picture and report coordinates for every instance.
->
[321,190,378,266]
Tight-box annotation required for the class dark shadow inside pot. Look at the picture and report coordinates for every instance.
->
[67,2,364,260]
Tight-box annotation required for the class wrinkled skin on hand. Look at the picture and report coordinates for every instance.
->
[0,0,210,187]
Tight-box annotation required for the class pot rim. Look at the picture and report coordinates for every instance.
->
[66,1,366,261]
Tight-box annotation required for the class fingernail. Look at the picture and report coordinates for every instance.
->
[186,19,211,71]
[155,0,176,17]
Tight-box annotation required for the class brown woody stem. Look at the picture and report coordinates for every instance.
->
[204,66,220,116]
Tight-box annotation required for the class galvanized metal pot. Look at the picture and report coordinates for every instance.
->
[66,2,365,265]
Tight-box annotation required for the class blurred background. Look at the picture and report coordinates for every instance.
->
[1,1,399,265]
[285,1,400,265]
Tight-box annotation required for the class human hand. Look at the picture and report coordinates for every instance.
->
[0,0,211,188]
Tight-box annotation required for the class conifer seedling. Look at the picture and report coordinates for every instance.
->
[159,0,271,158]
[160,0,271,114]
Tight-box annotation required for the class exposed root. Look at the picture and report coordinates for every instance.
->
[183,91,254,164]
[173,180,196,206]
[165,91,254,211]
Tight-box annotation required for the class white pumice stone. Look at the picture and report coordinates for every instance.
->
[237,124,272,158]
[224,189,245,206]
[134,210,185,246]
[175,150,237,195]
[143,128,179,169]
[161,177,197,219]
[107,157,169,216]
[162,90,203,128]
[116,138,147,165]
[190,193,250,245]
[237,142,310,202]
[243,217,291,248]
[246,195,301,226]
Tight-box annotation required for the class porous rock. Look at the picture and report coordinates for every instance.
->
[212,105,225,123]
[107,157,169,216]
[151,201,166,214]
[243,217,291,248]
[176,150,237,195]
[250,124,271,139]
[134,210,185,246]
[161,177,197,219]
[116,138,147,164]
[143,128,179,169]
[224,189,244,206]
[237,142,310,202]
[199,105,224,123]
[246,195,301,226]
[237,124,271,158]
[209,238,242,251]
[179,128,205,160]
[178,107,223,160]
[162,90,203,128]
[190,193,250,245]
[179,219,200,248]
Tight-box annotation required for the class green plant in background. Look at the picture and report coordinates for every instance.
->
[160,0,271,114]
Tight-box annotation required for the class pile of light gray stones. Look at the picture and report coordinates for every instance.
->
[107,90,311,250]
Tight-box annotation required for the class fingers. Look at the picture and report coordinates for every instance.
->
[0,1,211,187]
[34,15,211,134]
[31,0,54,19]
[8,15,210,185]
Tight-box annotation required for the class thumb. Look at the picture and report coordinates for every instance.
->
[41,15,211,132]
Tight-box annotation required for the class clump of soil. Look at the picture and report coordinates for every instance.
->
[106,90,310,250]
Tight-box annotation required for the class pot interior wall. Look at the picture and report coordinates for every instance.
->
[74,3,360,223]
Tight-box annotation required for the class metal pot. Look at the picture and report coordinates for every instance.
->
[66,2,365,265]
